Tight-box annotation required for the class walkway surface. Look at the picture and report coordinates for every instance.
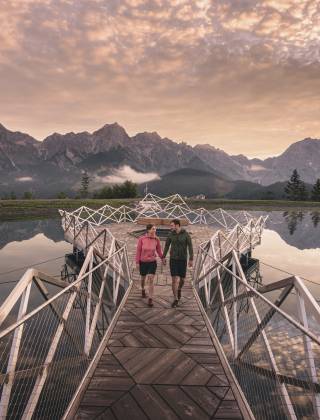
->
[74,224,246,419]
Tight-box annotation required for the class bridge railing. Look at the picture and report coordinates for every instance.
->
[0,242,132,419]
[59,193,255,231]
[194,225,320,419]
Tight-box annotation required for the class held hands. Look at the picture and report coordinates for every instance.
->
[188,260,193,268]
[162,258,166,266]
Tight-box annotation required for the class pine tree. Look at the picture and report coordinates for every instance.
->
[311,211,320,227]
[80,171,90,198]
[311,179,320,201]
[284,169,308,201]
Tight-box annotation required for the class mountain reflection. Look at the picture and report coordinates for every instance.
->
[0,219,63,250]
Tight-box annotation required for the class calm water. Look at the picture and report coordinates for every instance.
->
[0,219,71,305]
[0,211,319,300]
[0,211,319,419]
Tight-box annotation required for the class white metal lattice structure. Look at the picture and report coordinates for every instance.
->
[59,193,253,231]
[193,231,320,419]
[0,234,132,418]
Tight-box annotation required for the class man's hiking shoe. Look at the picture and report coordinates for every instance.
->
[178,289,182,300]
[171,299,179,308]
[148,298,154,307]
[142,289,146,298]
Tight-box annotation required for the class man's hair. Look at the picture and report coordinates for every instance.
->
[171,219,181,226]
[146,223,155,231]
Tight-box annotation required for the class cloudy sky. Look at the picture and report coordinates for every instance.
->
[0,0,319,157]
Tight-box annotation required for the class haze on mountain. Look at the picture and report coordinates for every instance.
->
[1,122,320,198]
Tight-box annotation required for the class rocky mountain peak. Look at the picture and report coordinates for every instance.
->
[93,122,130,139]
[132,131,163,144]
[0,123,8,132]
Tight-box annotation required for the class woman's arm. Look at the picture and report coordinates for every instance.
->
[135,237,142,264]
[156,238,164,259]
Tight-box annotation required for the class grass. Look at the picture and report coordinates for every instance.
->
[187,199,320,211]
[0,198,136,221]
[0,197,319,221]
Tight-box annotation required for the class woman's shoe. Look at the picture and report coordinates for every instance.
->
[142,289,146,298]
[171,300,179,308]
[148,298,154,307]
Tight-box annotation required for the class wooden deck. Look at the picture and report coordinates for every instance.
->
[68,224,250,419]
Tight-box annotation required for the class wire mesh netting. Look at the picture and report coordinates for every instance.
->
[196,248,320,420]
[0,246,131,419]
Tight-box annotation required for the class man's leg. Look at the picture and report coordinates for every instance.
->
[171,276,180,307]
[178,277,185,300]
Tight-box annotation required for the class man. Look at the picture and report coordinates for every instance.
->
[163,219,193,307]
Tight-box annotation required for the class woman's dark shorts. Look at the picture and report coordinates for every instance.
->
[170,259,187,278]
[139,261,157,276]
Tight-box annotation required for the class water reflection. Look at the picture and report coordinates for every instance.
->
[0,219,71,304]
[282,211,304,235]
[311,211,320,228]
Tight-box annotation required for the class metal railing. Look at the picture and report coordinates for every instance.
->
[193,223,320,420]
[59,193,253,230]
[0,240,132,419]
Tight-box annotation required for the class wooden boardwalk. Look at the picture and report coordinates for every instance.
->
[71,224,250,419]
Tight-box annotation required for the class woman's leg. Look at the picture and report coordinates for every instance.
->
[141,275,146,297]
[148,274,155,299]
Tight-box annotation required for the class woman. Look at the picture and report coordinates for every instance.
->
[135,224,164,307]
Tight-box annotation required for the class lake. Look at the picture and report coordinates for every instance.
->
[1,210,319,302]
[0,210,319,419]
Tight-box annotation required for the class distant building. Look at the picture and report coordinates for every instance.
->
[191,194,206,200]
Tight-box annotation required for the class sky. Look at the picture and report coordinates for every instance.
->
[0,0,319,158]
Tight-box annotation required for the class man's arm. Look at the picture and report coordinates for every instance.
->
[163,236,171,258]
[187,233,193,261]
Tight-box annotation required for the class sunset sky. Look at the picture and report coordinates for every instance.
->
[0,0,319,158]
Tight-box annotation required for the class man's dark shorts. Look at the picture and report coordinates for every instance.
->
[139,261,157,276]
[170,259,187,278]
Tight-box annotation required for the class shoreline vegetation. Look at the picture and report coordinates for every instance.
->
[1,198,320,221]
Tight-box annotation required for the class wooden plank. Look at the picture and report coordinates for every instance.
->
[155,385,209,420]
[136,217,189,226]
[131,385,178,420]
[182,385,220,416]
[73,223,247,420]
[181,364,212,386]
[112,393,148,420]
[88,376,134,391]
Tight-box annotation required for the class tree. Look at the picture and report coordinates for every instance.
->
[10,191,16,200]
[23,191,34,200]
[284,169,308,201]
[57,191,67,199]
[80,171,90,198]
[122,180,138,198]
[93,181,138,199]
[311,179,320,201]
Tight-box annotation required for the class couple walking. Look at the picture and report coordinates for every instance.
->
[135,219,193,308]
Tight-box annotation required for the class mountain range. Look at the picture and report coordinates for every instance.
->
[0,122,319,198]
